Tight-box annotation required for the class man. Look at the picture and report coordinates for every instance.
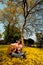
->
[7,40,24,58]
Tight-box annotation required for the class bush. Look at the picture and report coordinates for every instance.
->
[24,38,34,46]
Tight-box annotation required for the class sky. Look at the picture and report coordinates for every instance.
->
[0,3,5,34]
[0,2,6,10]
[0,23,4,33]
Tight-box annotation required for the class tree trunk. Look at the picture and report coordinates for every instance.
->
[21,17,26,45]
[21,0,27,45]
[21,32,24,45]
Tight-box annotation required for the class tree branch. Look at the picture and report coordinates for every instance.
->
[25,0,28,15]
[26,0,42,18]
[29,8,43,14]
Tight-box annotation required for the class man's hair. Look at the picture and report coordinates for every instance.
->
[17,39,22,44]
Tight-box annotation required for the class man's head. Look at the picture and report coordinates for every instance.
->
[17,39,21,45]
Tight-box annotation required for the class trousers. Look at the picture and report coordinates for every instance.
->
[11,52,24,58]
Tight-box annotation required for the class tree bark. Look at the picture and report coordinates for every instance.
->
[21,32,24,45]
[21,16,26,45]
[21,0,27,45]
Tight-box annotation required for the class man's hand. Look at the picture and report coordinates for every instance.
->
[13,48,16,52]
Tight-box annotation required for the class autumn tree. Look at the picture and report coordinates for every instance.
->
[0,10,3,21]
[0,33,2,38]
[16,0,42,45]
[0,0,43,45]
[0,1,21,43]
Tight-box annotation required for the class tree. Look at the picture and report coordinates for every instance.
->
[36,33,43,48]
[36,33,43,41]
[0,0,43,45]
[39,37,43,48]
[19,0,42,45]
[4,25,21,44]
[0,1,21,44]
[0,33,2,38]
[4,1,21,44]
[0,10,3,21]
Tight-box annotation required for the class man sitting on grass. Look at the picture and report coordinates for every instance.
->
[7,40,25,58]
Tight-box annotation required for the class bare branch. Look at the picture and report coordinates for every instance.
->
[29,8,43,14]
[26,0,42,18]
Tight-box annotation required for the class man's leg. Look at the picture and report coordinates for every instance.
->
[11,52,18,57]
[11,52,25,58]
[11,52,22,58]
[19,52,24,56]
[19,52,25,58]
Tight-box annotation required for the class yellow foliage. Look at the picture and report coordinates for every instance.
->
[7,1,13,7]
[0,45,43,65]
[27,0,35,7]
[17,6,23,14]
[4,4,16,14]
[0,10,3,20]
[4,2,17,23]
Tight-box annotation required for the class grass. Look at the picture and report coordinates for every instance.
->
[0,45,43,65]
